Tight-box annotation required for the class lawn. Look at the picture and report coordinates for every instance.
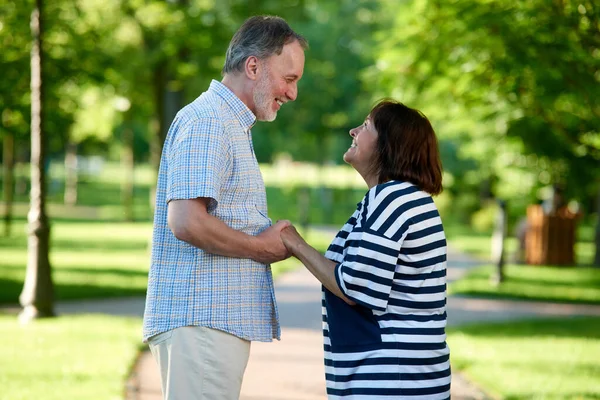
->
[448,264,600,305]
[0,313,141,400]
[1,161,599,399]
[0,216,335,306]
[448,316,600,400]
[0,219,152,304]
[446,213,599,305]
[0,216,335,400]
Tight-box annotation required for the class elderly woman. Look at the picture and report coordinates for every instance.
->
[281,100,450,399]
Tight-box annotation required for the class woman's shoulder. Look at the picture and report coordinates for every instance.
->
[361,180,438,235]
[369,180,433,207]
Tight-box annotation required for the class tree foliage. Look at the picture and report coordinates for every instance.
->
[372,0,600,212]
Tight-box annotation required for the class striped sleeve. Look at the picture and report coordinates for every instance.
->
[166,117,228,210]
[334,228,401,311]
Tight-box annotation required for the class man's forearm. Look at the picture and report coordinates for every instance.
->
[168,198,288,264]
[175,211,259,260]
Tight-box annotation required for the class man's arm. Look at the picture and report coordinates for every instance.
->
[280,225,355,305]
[168,198,290,265]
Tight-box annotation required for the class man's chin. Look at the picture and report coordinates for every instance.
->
[257,112,277,122]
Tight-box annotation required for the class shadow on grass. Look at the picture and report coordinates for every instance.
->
[505,394,600,400]
[449,289,600,305]
[449,264,600,304]
[449,316,600,340]
[51,239,150,252]
[504,266,600,289]
[0,238,149,252]
[506,273,600,290]
[0,276,147,305]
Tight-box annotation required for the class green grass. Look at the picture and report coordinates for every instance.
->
[448,264,600,305]
[0,313,141,400]
[0,218,334,400]
[448,316,600,400]
[0,217,335,305]
[0,219,153,304]
[2,161,599,399]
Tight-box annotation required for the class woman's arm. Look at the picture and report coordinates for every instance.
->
[281,226,355,305]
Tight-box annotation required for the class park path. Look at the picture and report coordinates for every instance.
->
[118,245,600,400]
[7,240,599,399]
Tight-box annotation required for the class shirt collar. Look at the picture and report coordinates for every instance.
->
[209,80,256,132]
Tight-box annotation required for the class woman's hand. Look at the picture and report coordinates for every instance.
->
[280,225,306,256]
[280,225,356,306]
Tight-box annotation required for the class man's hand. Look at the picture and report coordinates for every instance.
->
[253,220,293,264]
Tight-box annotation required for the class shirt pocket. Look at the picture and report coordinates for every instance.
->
[255,205,272,225]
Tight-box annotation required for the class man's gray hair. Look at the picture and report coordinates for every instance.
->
[222,15,308,75]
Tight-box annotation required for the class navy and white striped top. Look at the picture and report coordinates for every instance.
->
[323,180,451,399]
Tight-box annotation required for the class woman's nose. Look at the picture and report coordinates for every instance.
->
[349,127,357,137]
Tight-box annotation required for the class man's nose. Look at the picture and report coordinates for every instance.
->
[286,83,298,101]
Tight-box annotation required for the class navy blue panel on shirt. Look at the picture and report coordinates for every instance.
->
[324,288,382,349]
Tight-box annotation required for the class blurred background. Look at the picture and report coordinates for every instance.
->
[1,0,599,399]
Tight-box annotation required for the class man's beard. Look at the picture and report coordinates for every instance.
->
[253,70,277,122]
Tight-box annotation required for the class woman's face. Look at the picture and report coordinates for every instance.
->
[343,115,379,177]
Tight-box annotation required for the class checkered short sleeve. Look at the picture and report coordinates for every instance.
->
[166,117,229,211]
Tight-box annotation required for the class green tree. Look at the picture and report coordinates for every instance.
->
[0,1,32,236]
[253,0,380,165]
[20,0,55,322]
[372,0,599,249]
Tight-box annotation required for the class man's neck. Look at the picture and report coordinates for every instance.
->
[221,75,253,112]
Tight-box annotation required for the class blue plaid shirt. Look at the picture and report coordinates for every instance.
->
[143,80,280,343]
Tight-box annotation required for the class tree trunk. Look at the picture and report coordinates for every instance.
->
[594,186,600,267]
[121,126,134,222]
[63,140,77,206]
[2,132,15,236]
[15,147,29,197]
[149,63,166,209]
[149,62,185,209]
[19,0,54,322]
[491,199,507,284]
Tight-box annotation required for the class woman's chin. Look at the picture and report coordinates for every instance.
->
[342,154,356,168]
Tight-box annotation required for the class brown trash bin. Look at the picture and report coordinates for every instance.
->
[525,204,578,265]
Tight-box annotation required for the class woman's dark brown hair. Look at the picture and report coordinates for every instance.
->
[370,99,443,195]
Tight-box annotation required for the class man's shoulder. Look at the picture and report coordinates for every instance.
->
[178,91,225,122]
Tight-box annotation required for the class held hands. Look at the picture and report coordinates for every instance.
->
[280,224,306,257]
[254,220,293,264]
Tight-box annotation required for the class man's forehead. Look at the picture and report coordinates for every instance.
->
[268,41,305,72]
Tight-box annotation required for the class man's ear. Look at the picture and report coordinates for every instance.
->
[245,56,259,81]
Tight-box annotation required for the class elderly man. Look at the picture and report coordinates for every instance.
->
[143,15,307,400]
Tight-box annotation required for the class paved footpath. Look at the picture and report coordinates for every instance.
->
[18,245,598,400]
[118,245,600,400]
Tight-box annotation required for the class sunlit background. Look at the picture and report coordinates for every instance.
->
[1,0,599,399]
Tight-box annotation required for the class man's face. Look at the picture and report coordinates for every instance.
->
[253,40,305,122]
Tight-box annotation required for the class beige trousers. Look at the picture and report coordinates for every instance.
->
[148,326,251,400]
